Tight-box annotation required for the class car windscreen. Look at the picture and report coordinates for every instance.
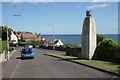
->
[22,48,32,54]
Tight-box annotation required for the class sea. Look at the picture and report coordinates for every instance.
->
[41,34,119,46]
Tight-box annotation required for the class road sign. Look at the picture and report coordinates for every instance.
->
[45,44,48,47]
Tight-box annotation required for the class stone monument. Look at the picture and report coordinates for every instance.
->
[81,10,96,60]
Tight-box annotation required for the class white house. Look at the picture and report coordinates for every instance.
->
[10,32,18,44]
[41,38,45,41]
[54,39,64,46]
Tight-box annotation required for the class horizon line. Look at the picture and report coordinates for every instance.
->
[41,33,119,35]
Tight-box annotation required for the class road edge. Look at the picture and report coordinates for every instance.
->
[44,53,120,78]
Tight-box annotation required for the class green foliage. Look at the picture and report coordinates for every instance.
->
[30,40,43,46]
[59,45,66,48]
[72,44,78,48]
[66,44,79,48]
[22,39,26,42]
[0,41,7,53]
[96,39,120,63]
[97,34,104,45]
[9,47,13,51]
[35,33,40,37]
[66,46,81,57]
[1,26,12,41]
[10,41,14,46]
[26,31,32,34]
[98,39,118,49]
[18,41,30,44]
[66,44,81,57]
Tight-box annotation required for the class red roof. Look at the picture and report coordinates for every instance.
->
[17,35,21,37]
[22,34,37,38]
[17,34,37,38]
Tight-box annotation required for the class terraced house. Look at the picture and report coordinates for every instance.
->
[17,34,41,42]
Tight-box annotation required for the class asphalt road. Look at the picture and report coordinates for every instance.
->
[2,47,118,78]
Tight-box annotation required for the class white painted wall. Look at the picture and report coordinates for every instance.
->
[55,39,64,46]
[81,17,96,60]
[11,32,18,44]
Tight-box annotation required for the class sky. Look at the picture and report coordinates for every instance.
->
[1,2,118,34]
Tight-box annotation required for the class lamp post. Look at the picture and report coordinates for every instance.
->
[6,14,21,60]
[48,24,55,50]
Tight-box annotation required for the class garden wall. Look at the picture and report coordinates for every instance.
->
[0,49,14,63]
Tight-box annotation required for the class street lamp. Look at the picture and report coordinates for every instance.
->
[6,13,21,60]
[48,24,55,50]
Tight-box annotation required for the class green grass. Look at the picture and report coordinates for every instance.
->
[44,53,78,60]
[44,53,120,73]
[72,60,120,73]
[0,41,7,53]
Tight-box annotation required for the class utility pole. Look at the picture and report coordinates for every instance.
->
[48,24,55,50]
[6,14,21,60]
[53,24,55,50]
[6,13,9,60]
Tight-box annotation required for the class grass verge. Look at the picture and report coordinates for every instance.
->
[44,53,78,60]
[44,53,120,74]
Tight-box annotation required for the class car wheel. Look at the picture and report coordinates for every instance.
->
[21,57,24,60]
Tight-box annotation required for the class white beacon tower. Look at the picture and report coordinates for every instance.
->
[81,10,97,60]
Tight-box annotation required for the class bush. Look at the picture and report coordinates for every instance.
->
[22,39,26,42]
[30,40,43,46]
[10,42,14,46]
[56,45,66,51]
[72,44,78,48]
[66,44,79,48]
[97,34,104,45]
[98,39,118,49]
[18,41,30,44]
[9,47,13,52]
[96,39,119,63]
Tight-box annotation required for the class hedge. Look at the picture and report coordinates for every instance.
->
[0,41,14,53]
[39,45,66,51]
[94,39,120,63]
[66,46,81,57]
[0,41,7,53]
[65,39,120,64]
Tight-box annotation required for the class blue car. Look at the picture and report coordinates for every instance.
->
[21,47,34,59]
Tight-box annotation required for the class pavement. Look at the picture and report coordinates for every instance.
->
[2,47,118,78]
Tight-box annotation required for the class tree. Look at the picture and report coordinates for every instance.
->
[1,26,12,41]
[35,33,40,37]
[26,31,32,34]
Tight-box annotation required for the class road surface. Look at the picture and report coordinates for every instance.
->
[2,47,118,78]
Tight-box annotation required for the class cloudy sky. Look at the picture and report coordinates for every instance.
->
[1,1,118,34]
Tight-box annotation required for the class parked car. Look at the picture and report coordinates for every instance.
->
[21,47,34,59]
[24,45,33,48]
[14,44,19,47]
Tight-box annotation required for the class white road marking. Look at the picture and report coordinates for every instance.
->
[9,60,21,78]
